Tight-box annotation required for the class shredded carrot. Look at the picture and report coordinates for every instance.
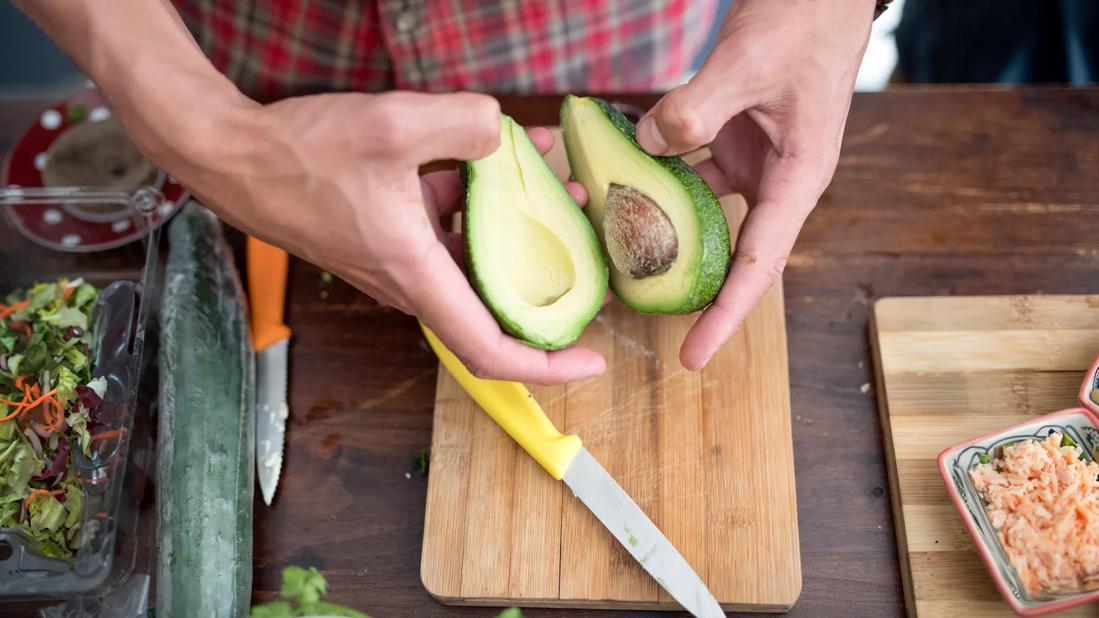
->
[0,300,29,320]
[24,488,64,511]
[14,376,27,390]
[0,388,31,422]
[23,388,57,411]
[90,429,124,443]
[38,396,63,433]
[0,387,60,423]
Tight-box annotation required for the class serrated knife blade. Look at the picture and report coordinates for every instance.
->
[247,236,292,507]
[256,338,288,505]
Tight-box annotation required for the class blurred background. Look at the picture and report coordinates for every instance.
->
[2,0,1096,98]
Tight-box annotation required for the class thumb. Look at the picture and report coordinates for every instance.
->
[378,91,502,163]
[637,58,756,157]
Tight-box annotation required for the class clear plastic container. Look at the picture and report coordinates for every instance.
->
[0,186,161,603]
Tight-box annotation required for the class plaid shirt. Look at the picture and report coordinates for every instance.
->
[174,0,717,101]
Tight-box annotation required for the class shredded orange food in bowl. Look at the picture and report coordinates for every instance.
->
[970,433,1099,596]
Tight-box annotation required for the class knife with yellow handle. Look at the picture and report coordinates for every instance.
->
[420,324,724,618]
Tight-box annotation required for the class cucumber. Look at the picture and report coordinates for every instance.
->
[158,204,255,618]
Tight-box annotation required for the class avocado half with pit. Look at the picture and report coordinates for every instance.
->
[463,115,608,350]
[561,95,731,314]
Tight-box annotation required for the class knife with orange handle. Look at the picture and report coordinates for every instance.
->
[247,236,291,506]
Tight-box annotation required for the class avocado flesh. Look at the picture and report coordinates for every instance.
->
[464,115,608,350]
[561,95,731,314]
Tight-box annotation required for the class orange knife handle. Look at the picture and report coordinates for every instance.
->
[247,236,292,351]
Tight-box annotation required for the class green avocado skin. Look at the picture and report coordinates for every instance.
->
[561,96,731,314]
[459,159,556,349]
[460,116,608,350]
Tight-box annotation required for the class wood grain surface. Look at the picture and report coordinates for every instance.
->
[421,161,800,611]
[870,295,1099,617]
[4,87,1099,617]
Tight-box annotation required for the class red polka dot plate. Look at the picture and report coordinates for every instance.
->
[1,89,188,253]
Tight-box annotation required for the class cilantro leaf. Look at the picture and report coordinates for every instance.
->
[301,600,372,618]
[281,565,327,606]
[248,601,294,618]
[411,447,430,476]
[252,565,373,618]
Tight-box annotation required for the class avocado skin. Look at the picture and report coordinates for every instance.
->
[460,116,608,350]
[561,96,731,314]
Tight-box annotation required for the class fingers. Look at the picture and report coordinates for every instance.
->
[636,51,758,157]
[525,126,587,206]
[440,232,464,266]
[680,159,820,369]
[421,170,465,219]
[408,243,607,384]
[693,159,737,197]
[526,126,553,155]
[565,181,588,206]
[374,91,502,163]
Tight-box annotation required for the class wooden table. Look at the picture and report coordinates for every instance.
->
[3,87,1098,617]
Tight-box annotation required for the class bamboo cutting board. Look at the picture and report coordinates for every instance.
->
[871,295,1099,617]
[420,136,801,612]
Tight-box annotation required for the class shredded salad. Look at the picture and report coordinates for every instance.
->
[0,279,106,561]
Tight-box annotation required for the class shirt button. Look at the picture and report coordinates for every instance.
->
[395,12,416,33]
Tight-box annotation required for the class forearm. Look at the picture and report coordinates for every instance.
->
[14,0,255,183]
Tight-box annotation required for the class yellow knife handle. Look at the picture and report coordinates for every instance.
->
[421,324,582,480]
[246,236,292,351]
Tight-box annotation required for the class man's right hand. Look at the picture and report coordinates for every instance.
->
[180,91,607,385]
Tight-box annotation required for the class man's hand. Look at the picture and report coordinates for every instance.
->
[637,0,873,370]
[185,93,606,385]
[15,0,606,385]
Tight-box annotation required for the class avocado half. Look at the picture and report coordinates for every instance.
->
[463,115,608,350]
[561,95,731,314]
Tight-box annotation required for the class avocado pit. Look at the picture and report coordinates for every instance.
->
[604,183,678,278]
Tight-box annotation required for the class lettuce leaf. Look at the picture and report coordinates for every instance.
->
[54,366,80,408]
[69,283,98,312]
[28,493,66,535]
[40,307,88,331]
[63,346,88,373]
[67,410,92,457]
[86,376,107,400]
[0,423,42,504]
[15,282,61,320]
[63,480,83,528]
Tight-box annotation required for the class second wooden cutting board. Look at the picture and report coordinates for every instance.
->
[871,294,1099,617]
[420,132,801,612]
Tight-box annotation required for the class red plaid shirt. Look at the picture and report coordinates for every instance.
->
[174,0,717,101]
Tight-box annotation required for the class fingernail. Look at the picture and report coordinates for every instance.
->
[639,117,667,155]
